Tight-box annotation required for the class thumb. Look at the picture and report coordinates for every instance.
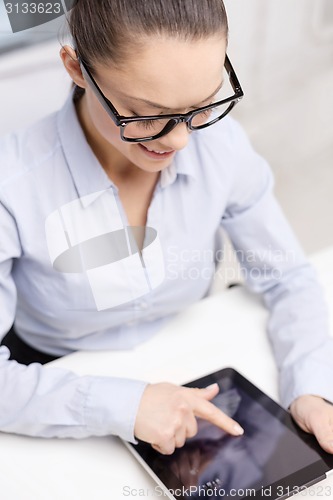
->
[306,401,333,454]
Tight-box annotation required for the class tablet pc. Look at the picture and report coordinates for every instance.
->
[124,367,333,499]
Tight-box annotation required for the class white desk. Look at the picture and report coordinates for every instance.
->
[0,248,332,500]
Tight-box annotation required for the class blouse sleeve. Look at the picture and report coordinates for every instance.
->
[0,202,147,441]
[220,119,333,410]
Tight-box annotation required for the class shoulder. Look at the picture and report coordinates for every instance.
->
[192,114,262,164]
[187,115,275,209]
[188,115,272,180]
[0,110,61,191]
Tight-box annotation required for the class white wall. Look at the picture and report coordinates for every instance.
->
[225,0,333,158]
[0,39,70,136]
[224,0,333,253]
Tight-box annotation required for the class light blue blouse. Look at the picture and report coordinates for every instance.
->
[0,90,332,442]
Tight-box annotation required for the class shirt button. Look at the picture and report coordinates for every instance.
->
[139,301,148,310]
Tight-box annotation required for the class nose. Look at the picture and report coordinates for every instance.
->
[158,122,191,151]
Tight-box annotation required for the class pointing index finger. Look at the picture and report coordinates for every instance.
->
[192,397,244,436]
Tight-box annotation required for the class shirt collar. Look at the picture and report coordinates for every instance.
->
[161,143,198,188]
[56,90,113,207]
[56,90,197,205]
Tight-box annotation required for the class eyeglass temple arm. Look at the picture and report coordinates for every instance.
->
[78,57,123,125]
[224,54,244,96]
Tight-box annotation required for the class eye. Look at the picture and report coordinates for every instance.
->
[200,109,213,117]
[140,118,170,130]
[138,119,157,130]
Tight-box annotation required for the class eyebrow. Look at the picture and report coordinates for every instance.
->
[121,80,224,112]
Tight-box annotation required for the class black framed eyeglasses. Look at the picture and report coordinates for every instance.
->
[79,54,244,143]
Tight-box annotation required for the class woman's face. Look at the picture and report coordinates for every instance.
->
[78,35,227,174]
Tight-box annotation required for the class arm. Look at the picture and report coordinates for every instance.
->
[0,347,147,441]
[0,201,147,441]
[0,201,243,449]
[220,119,333,452]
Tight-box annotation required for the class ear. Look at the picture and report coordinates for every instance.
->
[60,45,86,89]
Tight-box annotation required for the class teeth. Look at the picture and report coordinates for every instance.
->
[144,146,168,154]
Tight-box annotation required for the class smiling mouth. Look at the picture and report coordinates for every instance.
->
[141,144,174,154]
[139,144,175,157]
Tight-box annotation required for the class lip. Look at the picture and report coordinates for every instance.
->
[139,143,175,160]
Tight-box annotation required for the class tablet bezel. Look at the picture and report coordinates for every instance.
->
[125,367,333,499]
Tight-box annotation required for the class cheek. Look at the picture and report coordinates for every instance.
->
[83,91,146,165]
[86,92,122,145]
[94,109,119,144]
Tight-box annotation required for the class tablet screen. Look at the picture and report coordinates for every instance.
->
[130,368,332,499]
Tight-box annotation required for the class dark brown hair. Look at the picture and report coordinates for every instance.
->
[68,0,228,99]
[69,0,228,67]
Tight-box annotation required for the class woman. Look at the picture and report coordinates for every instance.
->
[0,0,333,456]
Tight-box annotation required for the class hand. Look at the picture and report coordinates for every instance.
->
[134,382,244,455]
[289,395,333,454]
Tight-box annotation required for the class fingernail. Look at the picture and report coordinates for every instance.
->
[205,383,218,390]
[233,424,244,435]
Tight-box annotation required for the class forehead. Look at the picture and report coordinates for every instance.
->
[96,36,227,110]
